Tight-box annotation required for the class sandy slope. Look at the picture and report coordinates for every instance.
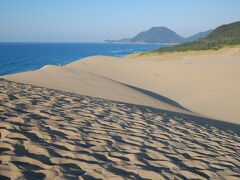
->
[2,61,191,116]
[0,79,240,179]
[4,47,240,123]
[65,47,240,123]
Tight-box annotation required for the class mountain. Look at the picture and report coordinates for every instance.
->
[105,27,213,44]
[187,30,213,42]
[155,21,240,52]
[105,27,186,44]
[207,21,240,43]
[130,27,185,43]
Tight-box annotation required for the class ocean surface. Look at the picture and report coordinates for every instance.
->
[0,43,167,76]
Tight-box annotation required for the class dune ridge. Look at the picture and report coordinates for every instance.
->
[67,47,240,123]
[0,79,240,179]
[3,63,193,116]
[4,47,240,123]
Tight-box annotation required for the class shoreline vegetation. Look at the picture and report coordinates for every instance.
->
[125,44,240,58]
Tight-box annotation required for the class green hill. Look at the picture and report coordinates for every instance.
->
[130,27,185,43]
[154,21,240,53]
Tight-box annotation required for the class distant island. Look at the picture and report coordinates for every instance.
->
[105,27,212,44]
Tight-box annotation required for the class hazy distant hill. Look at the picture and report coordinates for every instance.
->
[105,27,210,44]
[130,27,185,43]
[187,30,213,42]
[155,21,240,52]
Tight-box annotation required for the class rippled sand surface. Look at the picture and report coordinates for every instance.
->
[0,79,239,179]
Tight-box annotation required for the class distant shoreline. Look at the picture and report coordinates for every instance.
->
[103,42,179,45]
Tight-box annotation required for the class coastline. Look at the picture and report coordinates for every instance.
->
[0,42,163,76]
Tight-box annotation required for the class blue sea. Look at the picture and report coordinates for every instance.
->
[0,43,167,76]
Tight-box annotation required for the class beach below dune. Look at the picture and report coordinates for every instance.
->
[0,79,240,179]
[4,46,240,124]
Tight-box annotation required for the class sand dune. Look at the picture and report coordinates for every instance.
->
[0,79,240,179]
[4,47,240,123]
[3,62,192,116]
[66,47,240,123]
[1,47,240,179]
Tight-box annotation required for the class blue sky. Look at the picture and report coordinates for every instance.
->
[0,0,240,42]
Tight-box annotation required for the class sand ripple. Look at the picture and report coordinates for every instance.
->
[0,79,240,179]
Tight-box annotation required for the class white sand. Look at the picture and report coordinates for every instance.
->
[3,47,240,123]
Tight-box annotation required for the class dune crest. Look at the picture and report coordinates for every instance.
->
[66,47,240,123]
[3,61,192,116]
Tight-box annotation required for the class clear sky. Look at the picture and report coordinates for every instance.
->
[0,0,240,42]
